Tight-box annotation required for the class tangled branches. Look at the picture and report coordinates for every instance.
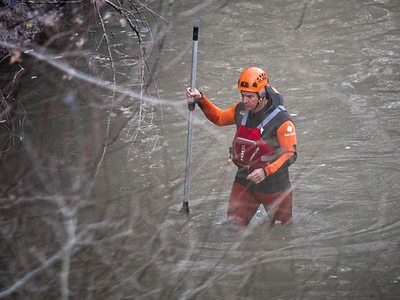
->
[0,1,167,298]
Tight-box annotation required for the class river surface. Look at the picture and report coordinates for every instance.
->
[2,0,400,298]
[115,0,400,299]
[114,0,400,299]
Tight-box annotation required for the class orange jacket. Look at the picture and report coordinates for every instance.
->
[197,89,297,192]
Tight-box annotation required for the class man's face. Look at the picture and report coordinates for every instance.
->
[241,91,259,111]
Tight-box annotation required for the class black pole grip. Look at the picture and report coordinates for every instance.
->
[193,25,199,41]
[188,102,195,111]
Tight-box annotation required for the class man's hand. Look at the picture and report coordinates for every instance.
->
[186,87,202,103]
[246,168,266,184]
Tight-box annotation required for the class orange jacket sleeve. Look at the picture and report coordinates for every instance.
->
[198,95,237,126]
[265,120,297,176]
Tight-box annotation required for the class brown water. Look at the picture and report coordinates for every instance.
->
[2,0,399,299]
[125,0,400,298]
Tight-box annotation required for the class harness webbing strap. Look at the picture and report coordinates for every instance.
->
[241,105,286,127]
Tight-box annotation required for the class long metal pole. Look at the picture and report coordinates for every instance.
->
[181,25,199,215]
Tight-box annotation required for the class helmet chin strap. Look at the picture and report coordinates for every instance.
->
[251,93,265,112]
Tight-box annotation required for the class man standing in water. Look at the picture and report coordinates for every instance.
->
[186,67,297,226]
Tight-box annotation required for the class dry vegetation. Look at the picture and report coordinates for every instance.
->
[0,1,174,298]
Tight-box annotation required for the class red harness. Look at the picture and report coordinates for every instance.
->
[231,105,285,171]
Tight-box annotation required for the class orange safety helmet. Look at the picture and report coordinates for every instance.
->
[238,67,269,93]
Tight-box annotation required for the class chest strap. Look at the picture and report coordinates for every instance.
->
[241,105,286,128]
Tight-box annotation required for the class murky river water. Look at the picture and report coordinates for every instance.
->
[118,0,400,299]
[2,0,399,299]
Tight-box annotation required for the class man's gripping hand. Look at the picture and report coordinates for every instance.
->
[186,87,202,104]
